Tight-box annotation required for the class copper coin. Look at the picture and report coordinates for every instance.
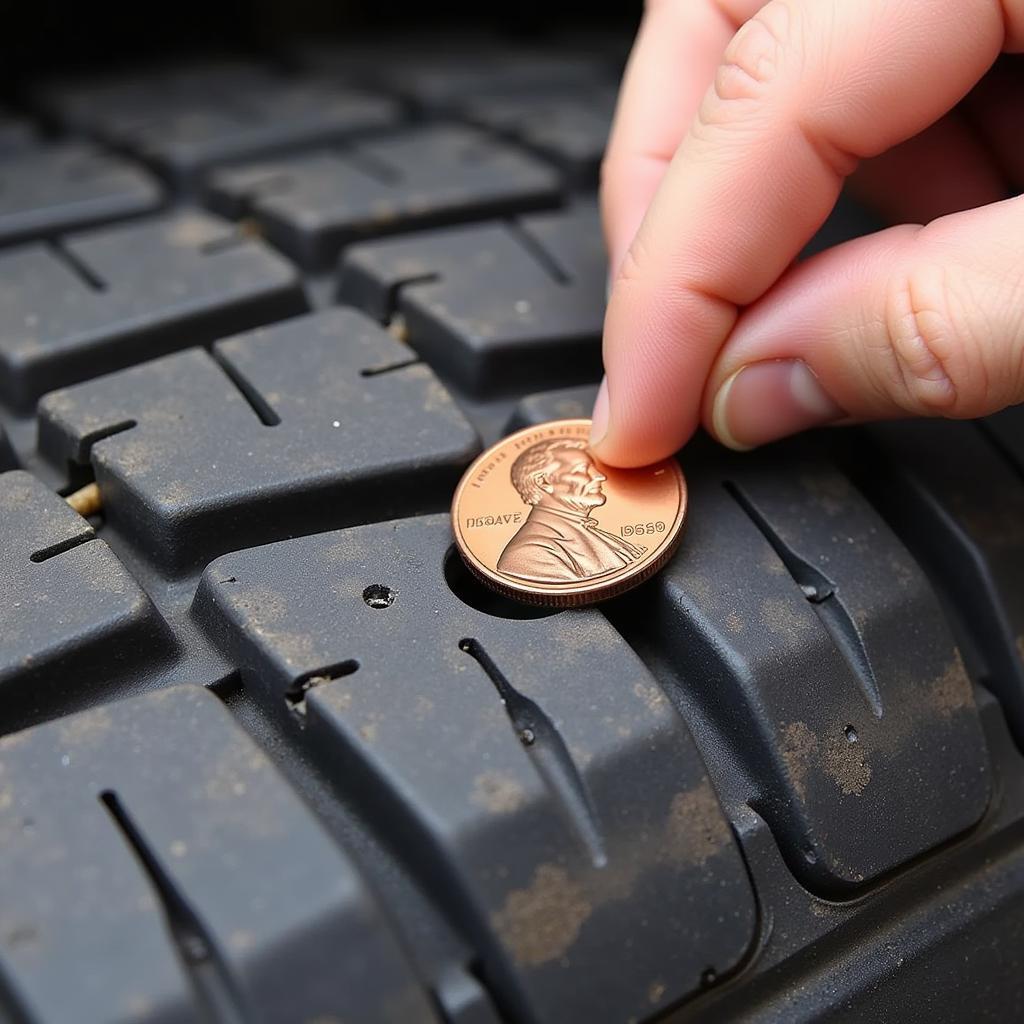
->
[451,419,687,607]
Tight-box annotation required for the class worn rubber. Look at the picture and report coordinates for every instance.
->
[0,34,1022,1024]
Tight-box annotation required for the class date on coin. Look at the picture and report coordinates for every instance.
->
[451,419,687,607]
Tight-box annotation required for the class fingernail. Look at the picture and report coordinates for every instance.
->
[712,359,845,451]
[590,376,610,447]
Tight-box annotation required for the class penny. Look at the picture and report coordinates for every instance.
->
[451,419,687,607]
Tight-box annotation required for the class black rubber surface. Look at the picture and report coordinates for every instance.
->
[0,36,1022,1024]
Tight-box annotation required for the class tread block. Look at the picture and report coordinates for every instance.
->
[0,685,435,1024]
[37,59,282,130]
[508,384,600,431]
[339,204,605,395]
[378,50,613,111]
[38,62,401,190]
[206,124,562,269]
[39,309,480,571]
[0,143,162,246]
[296,37,613,108]
[107,84,399,192]
[0,471,168,720]
[645,447,991,892]
[0,211,306,414]
[194,513,757,1024]
[458,88,616,187]
[860,419,1024,751]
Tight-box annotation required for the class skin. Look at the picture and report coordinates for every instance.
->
[591,0,1024,466]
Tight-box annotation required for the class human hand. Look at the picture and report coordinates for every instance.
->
[590,0,1024,466]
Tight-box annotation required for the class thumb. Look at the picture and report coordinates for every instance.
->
[704,195,1024,450]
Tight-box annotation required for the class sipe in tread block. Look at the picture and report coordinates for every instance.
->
[193,514,758,1024]
[339,204,605,396]
[38,308,480,572]
[0,143,162,247]
[0,685,436,1023]
[0,471,170,730]
[0,210,306,415]
[206,124,562,270]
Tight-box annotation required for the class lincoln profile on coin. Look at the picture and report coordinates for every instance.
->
[497,438,647,584]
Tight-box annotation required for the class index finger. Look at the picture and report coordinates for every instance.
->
[601,0,741,279]
[593,0,1022,466]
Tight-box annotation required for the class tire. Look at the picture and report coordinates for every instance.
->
[0,34,1023,1024]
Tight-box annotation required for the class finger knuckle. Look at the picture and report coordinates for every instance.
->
[715,1,794,104]
[877,264,982,416]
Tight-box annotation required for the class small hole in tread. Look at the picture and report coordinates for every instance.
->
[363,584,395,609]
